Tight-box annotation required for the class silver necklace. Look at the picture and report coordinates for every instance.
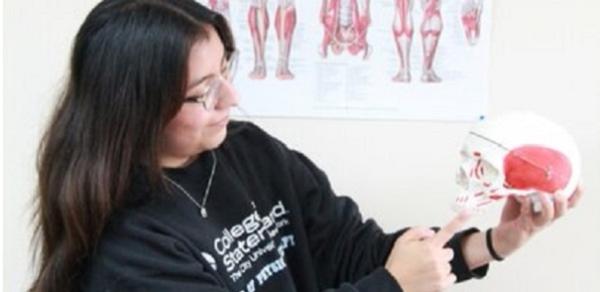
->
[164,150,217,218]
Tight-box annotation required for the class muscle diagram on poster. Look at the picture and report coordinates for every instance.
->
[201,0,491,121]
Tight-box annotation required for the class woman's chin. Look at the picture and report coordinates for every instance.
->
[208,127,228,149]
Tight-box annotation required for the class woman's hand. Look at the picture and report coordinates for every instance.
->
[385,212,470,292]
[491,187,583,259]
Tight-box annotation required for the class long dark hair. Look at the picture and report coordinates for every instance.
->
[30,1,235,291]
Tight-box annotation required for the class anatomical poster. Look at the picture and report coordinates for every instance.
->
[200,0,492,121]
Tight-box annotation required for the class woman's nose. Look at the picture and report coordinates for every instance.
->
[216,79,239,109]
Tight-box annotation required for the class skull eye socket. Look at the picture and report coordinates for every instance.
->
[457,148,500,188]
[456,167,469,188]
[474,159,499,186]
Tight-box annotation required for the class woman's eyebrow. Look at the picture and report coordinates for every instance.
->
[187,51,227,90]
[187,73,216,90]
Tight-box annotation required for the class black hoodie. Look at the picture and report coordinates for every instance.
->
[80,122,487,291]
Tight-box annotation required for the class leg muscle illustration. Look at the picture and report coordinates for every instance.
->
[320,0,371,59]
[420,0,443,82]
[392,0,444,83]
[248,0,270,79]
[208,0,231,22]
[392,0,414,82]
[460,0,483,46]
[275,0,297,79]
[248,0,296,80]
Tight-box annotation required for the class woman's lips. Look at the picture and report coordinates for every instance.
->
[213,115,229,127]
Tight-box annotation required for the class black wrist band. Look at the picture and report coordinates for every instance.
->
[486,228,504,261]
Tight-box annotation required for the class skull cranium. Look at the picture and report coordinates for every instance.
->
[454,111,581,212]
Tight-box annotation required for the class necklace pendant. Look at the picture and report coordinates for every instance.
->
[200,207,208,218]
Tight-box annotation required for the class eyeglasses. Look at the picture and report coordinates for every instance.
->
[184,50,239,110]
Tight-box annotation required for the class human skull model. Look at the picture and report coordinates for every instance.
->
[454,111,581,212]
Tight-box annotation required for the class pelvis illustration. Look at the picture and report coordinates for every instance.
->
[320,0,371,59]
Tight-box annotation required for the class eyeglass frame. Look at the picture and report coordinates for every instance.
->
[184,50,239,110]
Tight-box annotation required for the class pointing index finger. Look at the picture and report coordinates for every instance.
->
[431,210,472,247]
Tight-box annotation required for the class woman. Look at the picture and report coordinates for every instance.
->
[30,1,581,291]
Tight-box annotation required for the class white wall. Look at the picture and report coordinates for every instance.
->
[4,0,599,291]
